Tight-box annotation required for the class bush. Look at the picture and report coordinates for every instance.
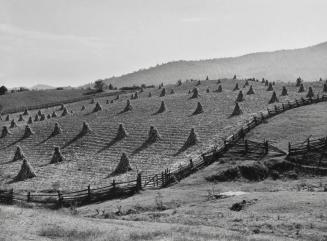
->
[120,86,141,91]
[0,85,8,95]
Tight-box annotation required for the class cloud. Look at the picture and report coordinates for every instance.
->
[0,23,110,48]
[180,17,212,23]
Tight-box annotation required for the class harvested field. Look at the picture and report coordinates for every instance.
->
[0,79,325,192]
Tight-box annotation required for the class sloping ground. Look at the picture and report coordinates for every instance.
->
[74,156,327,241]
[1,202,302,241]
[0,79,325,192]
[0,88,87,112]
[246,101,327,151]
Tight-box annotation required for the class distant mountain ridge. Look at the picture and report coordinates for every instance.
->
[99,41,327,87]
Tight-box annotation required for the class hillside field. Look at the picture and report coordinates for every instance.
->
[0,88,86,113]
[0,78,326,192]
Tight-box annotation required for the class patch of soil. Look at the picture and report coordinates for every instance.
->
[230,199,258,211]
[205,167,239,182]
[264,158,295,173]
[238,161,268,181]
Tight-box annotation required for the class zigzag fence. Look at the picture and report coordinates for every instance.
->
[0,90,127,115]
[1,94,327,207]
[288,135,327,173]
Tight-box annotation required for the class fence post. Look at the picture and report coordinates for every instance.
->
[161,172,164,187]
[9,188,14,204]
[57,191,63,208]
[274,105,278,113]
[156,174,158,187]
[240,128,244,139]
[245,139,248,154]
[189,159,194,169]
[288,142,291,155]
[307,139,310,151]
[111,179,116,196]
[87,185,91,202]
[264,140,269,154]
[136,173,142,191]
[27,192,31,202]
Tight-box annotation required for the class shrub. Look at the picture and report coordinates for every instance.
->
[296,77,302,87]
[184,128,198,147]
[10,119,17,128]
[236,91,244,102]
[51,123,62,136]
[281,86,288,96]
[147,126,161,143]
[266,83,273,91]
[231,102,242,116]
[306,87,314,98]
[93,102,102,112]
[1,126,11,138]
[111,153,132,175]
[156,101,167,114]
[298,83,305,93]
[50,147,64,164]
[268,91,279,104]
[160,88,166,97]
[247,85,255,95]
[14,159,36,181]
[190,88,199,98]
[12,146,25,162]
[122,100,133,112]
[233,83,239,91]
[192,102,204,115]
[23,125,34,138]
[116,123,128,139]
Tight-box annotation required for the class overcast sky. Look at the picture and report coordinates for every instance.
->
[1,0,327,88]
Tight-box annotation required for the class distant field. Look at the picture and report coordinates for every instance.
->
[247,102,327,151]
[0,78,325,192]
[0,88,90,112]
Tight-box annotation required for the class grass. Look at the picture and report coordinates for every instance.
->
[246,101,327,150]
[0,204,260,241]
[39,224,103,241]
[0,89,86,112]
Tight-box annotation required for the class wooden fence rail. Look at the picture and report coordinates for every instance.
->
[1,94,327,207]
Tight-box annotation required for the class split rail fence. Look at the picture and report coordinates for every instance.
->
[1,94,327,207]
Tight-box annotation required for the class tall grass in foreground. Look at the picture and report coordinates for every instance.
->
[39,224,250,241]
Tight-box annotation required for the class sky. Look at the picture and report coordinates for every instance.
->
[1,0,327,88]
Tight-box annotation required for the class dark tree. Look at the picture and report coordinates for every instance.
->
[94,80,105,92]
[0,85,8,95]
